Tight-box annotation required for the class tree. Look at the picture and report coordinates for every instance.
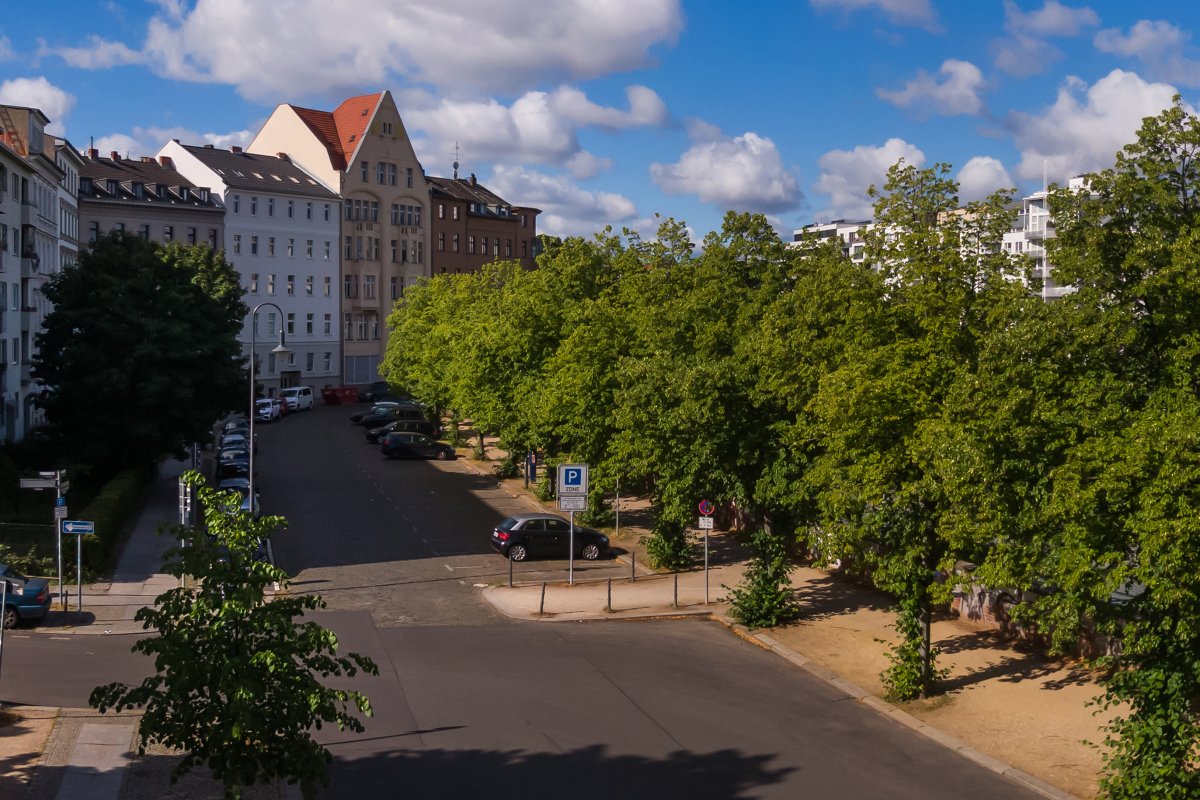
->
[90,472,378,799]
[33,233,246,474]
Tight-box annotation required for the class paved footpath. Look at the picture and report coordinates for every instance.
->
[0,453,1101,799]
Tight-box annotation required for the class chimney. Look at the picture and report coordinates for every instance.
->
[276,152,289,162]
[87,148,98,159]
[110,151,121,161]
[469,173,476,186]
[173,138,181,144]
[203,143,214,149]
[141,156,154,163]
[159,155,174,168]
[231,145,242,154]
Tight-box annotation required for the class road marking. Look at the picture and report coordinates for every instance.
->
[444,564,454,572]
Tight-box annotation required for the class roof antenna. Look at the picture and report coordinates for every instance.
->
[452,142,461,179]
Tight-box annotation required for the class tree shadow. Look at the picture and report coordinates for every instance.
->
[935,629,1098,693]
[788,573,896,623]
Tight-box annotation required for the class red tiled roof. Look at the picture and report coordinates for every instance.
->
[286,92,382,173]
[331,93,382,165]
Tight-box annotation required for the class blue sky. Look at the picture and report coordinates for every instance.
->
[2,1,1199,241]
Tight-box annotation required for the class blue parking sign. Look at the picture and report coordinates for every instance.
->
[557,463,588,496]
[564,468,582,486]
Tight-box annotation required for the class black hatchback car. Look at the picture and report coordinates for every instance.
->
[490,513,611,562]
[381,432,455,460]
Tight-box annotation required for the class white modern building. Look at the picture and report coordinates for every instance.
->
[793,219,872,264]
[159,140,343,394]
[1000,179,1087,301]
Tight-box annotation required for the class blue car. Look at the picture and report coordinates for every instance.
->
[1,564,52,628]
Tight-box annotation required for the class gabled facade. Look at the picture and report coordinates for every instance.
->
[249,91,429,387]
[78,149,225,249]
[159,140,343,394]
[0,105,65,441]
[427,173,540,274]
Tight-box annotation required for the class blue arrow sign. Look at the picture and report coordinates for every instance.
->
[62,520,95,535]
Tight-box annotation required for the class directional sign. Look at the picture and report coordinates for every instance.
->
[557,463,589,496]
[62,520,95,535]
[19,478,56,489]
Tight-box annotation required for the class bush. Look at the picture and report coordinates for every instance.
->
[727,527,800,629]
[642,518,691,571]
[493,451,522,479]
[0,541,55,576]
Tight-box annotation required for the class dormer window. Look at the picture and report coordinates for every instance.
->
[106,179,118,195]
[179,186,191,201]
[199,187,210,202]
[132,182,144,198]
[79,177,93,195]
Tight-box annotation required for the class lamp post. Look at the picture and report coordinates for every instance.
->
[248,302,290,504]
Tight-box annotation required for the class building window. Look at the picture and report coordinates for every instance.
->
[164,225,174,242]
[344,275,357,298]
[364,274,376,299]
[287,275,295,295]
[233,234,241,254]
[453,234,459,252]
[453,206,459,220]
[406,167,413,188]
[286,313,295,335]
[323,314,331,335]
[250,196,257,215]
[360,161,368,182]
[306,352,314,372]
[267,274,275,295]
[306,239,313,258]
[390,204,399,225]
[324,241,331,260]
[324,203,330,221]
[267,198,274,217]
[88,221,99,243]
[266,312,277,335]
[268,237,276,256]
[390,277,399,301]
[251,236,259,255]
[323,351,332,372]
[344,313,353,340]
[249,273,258,293]
[306,275,313,295]
[138,224,150,240]
[324,276,331,296]
[287,238,295,257]
[304,313,313,335]
[438,232,445,251]
[377,162,386,184]
[468,235,475,254]
[287,200,294,218]
[506,239,512,258]
[306,201,313,219]
[233,195,240,213]
[187,227,197,244]
[209,229,218,247]
[438,203,444,219]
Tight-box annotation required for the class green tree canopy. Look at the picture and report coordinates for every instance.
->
[33,233,246,474]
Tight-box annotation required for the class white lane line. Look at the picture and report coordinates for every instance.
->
[444,564,454,572]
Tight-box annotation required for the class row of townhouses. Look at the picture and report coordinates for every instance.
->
[794,177,1087,302]
[0,91,541,443]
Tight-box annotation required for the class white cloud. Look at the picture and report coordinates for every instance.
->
[1005,0,1098,37]
[38,34,143,69]
[486,164,638,238]
[956,157,1015,202]
[1009,69,1184,182]
[0,77,75,135]
[130,0,682,101]
[405,85,665,179]
[812,138,925,220]
[93,125,256,160]
[649,124,802,213]
[0,36,14,61]
[1095,20,1200,87]
[993,1,1098,77]
[810,0,941,32]
[876,59,985,116]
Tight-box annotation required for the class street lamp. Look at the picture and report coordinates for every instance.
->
[248,302,290,504]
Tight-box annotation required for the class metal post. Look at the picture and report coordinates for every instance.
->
[508,555,513,588]
[607,578,612,612]
[568,511,575,586]
[704,528,710,604]
[539,582,546,615]
[631,547,636,582]
[56,473,64,610]
[76,532,83,620]
[615,477,620,541]
[673,573,679,608]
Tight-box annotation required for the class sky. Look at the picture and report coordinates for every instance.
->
[2,1,1199,242]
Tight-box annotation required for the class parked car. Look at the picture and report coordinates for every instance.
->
[489,513,610,562]
[0,564,52,628]
[350,401,404,425]
[217,477,260,517]
[380,432,456,460]
[358,380,392,402]
[219,432,256,453]
[359,403,429,429]
[279,385,314,411]
[216,447,252,480]
[365,417,441,443]
[255,398,281,423]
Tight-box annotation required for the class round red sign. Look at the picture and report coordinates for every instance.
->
[698,499,714,516]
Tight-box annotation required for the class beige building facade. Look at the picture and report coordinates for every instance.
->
[249,91,429,387]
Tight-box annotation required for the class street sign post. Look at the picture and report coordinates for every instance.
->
[557,464,589,584]
[698,500,715,604]
[62,520,94,617]
[19,470,68,608]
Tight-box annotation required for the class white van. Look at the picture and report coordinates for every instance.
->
[279,385,314,411]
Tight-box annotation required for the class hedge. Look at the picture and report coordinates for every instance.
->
[78,467,154,570]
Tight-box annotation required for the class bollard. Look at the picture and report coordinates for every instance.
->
[631,548,636,582]
[673,573,679,608]
[508,556,513,588]
[539,582,546,615]
[607,578,612,612]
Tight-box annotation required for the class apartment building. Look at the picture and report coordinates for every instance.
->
[1000,179,1086,301]
[159,141,342,393]
[78,149,224,253]
[0,105,66,441]
[793,219,871,264]
[249,91,428,387]
[427,173,540,274]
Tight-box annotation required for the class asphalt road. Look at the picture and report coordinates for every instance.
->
[2,403,1046,799]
